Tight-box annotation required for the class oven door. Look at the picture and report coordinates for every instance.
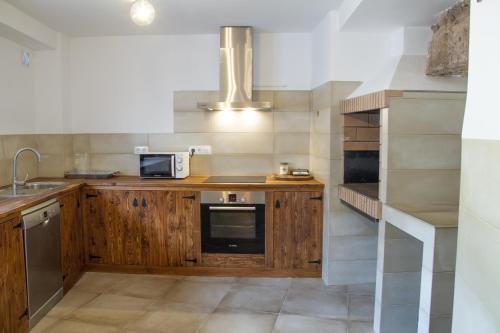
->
[201,204,265,254]
[140,154,175,178]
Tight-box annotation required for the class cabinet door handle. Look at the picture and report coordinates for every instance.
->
[308,259,322,264]
[183,195,196,200]
[310,196,323,201]
[133,198,139,207]
[141,198,147,208]
[86,194,98,199]
[275,200,281,209]
[185,258,197,263]
[59,204,65,208]
[89,255,102,260]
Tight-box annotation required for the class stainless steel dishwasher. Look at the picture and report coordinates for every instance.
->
[22,198,63,329]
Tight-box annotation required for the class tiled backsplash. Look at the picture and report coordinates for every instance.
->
[0,90,312,185]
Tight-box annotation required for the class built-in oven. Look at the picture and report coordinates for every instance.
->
[201,191,265,254]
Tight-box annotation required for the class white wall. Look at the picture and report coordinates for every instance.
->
[453,1,500,332]
[311,11,392,88]
[0,36,35,134]
[68,33,311,134]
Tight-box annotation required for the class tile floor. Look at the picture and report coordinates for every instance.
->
[32,272,374,333]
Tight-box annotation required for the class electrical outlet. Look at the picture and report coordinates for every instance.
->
[189,145,212,155]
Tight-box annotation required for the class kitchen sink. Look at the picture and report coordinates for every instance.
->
[0,182,66,198]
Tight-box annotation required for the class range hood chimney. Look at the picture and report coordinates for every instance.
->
[197,27,272,111]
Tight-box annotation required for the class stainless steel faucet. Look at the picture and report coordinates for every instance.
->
[12,147,41,195]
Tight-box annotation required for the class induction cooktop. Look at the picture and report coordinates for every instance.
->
[203,176,267,184]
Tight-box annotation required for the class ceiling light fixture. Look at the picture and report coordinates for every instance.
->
[130,0,156,26]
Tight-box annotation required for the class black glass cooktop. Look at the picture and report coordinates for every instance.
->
[204,176,267,184]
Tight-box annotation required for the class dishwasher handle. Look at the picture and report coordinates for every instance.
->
[209,206,256,211]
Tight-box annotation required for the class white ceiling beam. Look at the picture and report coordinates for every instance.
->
[0,0,57,49]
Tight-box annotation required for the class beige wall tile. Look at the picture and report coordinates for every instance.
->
[90,154,139,175]
[312,82,332,111]
[330,235,378,261]
[212,133,273,154]
[2,135,37,157]
[39,154,65,177]
[190,155,212,176]
[211,155,273,175]
[0,159,9,186]
[0,137,5,160]
[388,134,461,170]
[274,111,311,133]
[386,170,461,206]
[148,133,211,152]
[253,90,274,103]
[174,91,217,112]
[460,139,500,231]
[274,91,311,112]
[310,133,330,158]
[174,111,211,133]
[388,98,465,135]
[275,133,310,154]
[311,108,331,134]
[72,134,90,153]
[35,134,66,155]
[273,154,309,172]
[89,134,147,154]
[209,110,273,133]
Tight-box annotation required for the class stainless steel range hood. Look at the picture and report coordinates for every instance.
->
[197,27,272,111]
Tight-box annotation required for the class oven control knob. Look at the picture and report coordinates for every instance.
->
[219,197,224,202]
[240,197,246,203]
[176,165,183,172]
[177,156,183,163]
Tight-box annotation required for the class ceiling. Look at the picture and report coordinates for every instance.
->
[340,0,457,32]
[6,0,344,36]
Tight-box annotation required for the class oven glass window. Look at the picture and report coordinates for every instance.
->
[210,211,256,239]
[141,155,173,177]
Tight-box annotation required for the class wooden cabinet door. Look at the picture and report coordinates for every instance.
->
[139,190,174,267]
[0,215,28,333]
[83,189,142,265]
[139,190,200,267]
[60,191,84,292]
[273,191,323,271]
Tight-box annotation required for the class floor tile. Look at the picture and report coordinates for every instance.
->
[163,280,232,308]
[218,284,287,313]
[348,321,373,333]
[47,290,99,318]
[42,319,119,333]
[347,284,376,296]
[183,276,237,284]
[70,294,154,327]
[348,295,375,321]
[237,277,292,290]
[290,278,347,293]
[109,275,178,299]
[197,309,277,333]
[273,314,348,333]
[30,316,59,333]
[72,272,130,294]
[282,288,348,320]
[125,301,212,333]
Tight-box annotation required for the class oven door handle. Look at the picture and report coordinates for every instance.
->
[209,206,257,211]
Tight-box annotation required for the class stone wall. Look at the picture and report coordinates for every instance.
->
[426,0,470,76]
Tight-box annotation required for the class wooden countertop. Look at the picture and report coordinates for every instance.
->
[0,176,324,220]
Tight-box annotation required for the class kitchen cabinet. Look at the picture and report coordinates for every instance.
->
[0,214,28,333]
[59,191,85,292]
[83,188,201,267]
[272,191,323,271]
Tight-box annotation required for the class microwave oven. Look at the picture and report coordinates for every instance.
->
[139,152,190,179]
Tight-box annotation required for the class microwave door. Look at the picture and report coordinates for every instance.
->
[141,154,174,178]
